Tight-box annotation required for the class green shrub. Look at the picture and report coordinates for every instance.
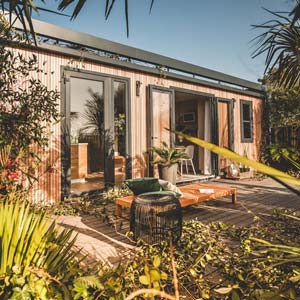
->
[0,197,81,299]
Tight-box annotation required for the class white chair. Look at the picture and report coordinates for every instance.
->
[180,145,196,175]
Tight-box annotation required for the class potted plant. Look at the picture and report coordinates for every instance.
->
[151,142,188,184]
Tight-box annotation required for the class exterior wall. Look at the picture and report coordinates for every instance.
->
[14,47,263,202]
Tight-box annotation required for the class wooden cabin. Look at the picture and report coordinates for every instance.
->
[12,19,264,202]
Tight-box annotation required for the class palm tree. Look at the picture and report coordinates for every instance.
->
[252,9,300,90]
[0,0,154,39]
[290,0,300,26]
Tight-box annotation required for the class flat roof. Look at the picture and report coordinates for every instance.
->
[13,18,264,96]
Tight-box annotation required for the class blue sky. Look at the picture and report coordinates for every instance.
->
[33,0,293,83]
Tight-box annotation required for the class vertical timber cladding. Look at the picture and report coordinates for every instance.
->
[14,47,263,202]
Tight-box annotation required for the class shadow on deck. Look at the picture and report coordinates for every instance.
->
[58,178,300,264]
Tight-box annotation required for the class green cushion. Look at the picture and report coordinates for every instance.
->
[125,177,161,195]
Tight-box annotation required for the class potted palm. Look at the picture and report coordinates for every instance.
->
[151,142,188,184]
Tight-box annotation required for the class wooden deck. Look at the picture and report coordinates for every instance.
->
[57,178,300,265]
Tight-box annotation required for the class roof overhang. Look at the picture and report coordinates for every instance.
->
[11,18,265,97]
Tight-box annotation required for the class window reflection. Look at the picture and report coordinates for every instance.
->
[114,81,127,183]
[70,77,105,193]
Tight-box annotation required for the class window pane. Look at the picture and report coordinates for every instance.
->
[70,77,105,193]
[243,121,251,139]
[242,103,250,121]
[114,81,127,183]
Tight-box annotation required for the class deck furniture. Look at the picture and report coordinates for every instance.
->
[180,145,196,175]
[130,192,182,243]
[116,182,237,217]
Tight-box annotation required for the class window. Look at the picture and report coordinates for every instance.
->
[240,100,253,142]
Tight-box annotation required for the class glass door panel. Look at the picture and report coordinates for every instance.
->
[151,89,173,147]
[148,86,174,176]
[69,77,105,194]
[218,101,230,172]
[113,81,127,184]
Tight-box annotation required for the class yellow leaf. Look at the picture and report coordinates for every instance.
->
[153,255,161,268]
[161,272,168,280]
[215,287,233,294]
[176,131,300,187]
[139,275,149,285]
[150,269,161,281]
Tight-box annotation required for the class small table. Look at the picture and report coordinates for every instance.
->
[116,183,237,217]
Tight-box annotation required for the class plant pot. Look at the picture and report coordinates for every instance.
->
[158,164,178,185]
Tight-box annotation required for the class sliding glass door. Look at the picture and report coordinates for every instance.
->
[62,70,130,196]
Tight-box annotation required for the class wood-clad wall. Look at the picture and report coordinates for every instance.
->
[14,47,263,202]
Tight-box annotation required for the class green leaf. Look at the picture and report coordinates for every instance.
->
[232,290,240,300]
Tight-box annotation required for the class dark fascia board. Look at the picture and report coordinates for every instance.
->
[13,18,263,92]
[14,41,264,98]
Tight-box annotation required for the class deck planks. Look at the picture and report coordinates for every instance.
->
[57,178,300,264]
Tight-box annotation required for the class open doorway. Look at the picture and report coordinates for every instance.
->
[174,90,212,179]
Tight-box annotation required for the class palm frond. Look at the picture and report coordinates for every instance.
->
[290,1,300,27]
[252,10,300,90]
[1,0,155,39]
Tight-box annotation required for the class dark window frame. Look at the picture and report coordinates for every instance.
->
[61,67,131,198]
[240,99,253,143]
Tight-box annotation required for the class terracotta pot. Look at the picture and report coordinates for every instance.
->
[159,164,178,185]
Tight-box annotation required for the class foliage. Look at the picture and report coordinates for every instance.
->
[151,141,188,166]
[252,10,300,90]
[264,80,300,128]
[2,193,300,299]
[0,15,61,192]
[1,0,155,38]
[0,196,85,299]
[262,144,300,175]
[60,213,300,300]
[259,60,300,175]
[0,145,24,194]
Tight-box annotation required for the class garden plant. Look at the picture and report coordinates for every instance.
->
[1,2,300,300]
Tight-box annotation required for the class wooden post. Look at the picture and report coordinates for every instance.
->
[232,191,237,204]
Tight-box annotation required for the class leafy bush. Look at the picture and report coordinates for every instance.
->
[0,198,82,299]
[0,15,61,193]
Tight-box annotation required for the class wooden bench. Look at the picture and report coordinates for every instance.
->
[115,183,237,217]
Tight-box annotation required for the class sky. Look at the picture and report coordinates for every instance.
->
[32,0,294,83]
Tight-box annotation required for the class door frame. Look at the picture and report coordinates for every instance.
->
[147,85,175,177]
[61,67,131,198]
[214,97,235,175]
[216,97,235,151]
[171,87,218,175]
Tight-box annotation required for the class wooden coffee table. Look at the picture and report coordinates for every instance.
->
[115,183,237,217]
